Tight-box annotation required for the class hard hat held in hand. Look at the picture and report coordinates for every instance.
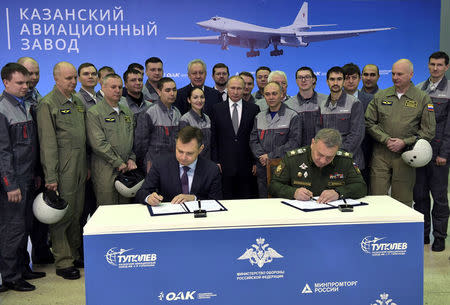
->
[33,189,68,224]
[401,139,432,168]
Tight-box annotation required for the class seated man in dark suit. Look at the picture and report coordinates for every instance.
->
[174,59,222,115]
[136,126,222,205]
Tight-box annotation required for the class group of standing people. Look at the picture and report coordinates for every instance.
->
[0,50,449,293]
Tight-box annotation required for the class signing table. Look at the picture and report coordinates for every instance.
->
[84,196,423,305]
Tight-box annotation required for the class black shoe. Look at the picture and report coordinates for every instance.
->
[56,267,80,280]
[3,279,35,292]
[0,285,8,293]
[73,259,84,268]
[424,236,430,244]
[23,270,46,280]
[432,238,445,252]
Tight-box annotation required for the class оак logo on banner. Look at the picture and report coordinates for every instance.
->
[158,291,217,301]
[370,292,397,305]
[105,247,157,268]
[236,237,285,281]
[360,236,408,256]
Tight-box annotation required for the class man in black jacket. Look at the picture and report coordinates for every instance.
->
[136,126,222,205]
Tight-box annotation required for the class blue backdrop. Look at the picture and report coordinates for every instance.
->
[0,0,440,96]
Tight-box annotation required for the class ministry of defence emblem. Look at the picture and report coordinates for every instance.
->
[237,237,283,268]
[371,292,397,305]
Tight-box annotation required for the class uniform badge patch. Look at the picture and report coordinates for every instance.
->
[299,163,308,170]
[60,108,71,114]
[353,162,361,174]
[124,115,131,123]
[105,117,116,122]
[330,172,344,180]
[404,100,418,108]
[427,104,434,112]
[75,105,84,113]
[381,100,393,106]
[293,181,311,186]
[275,161,285,176]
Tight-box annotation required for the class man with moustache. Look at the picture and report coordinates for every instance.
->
[320,66,365,170]
[212,63,229,101]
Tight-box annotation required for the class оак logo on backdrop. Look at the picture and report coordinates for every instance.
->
[370,292,397,305]
[360,236,407,256]
[237,237,283,268]
[105,247,157,268]
[158,291,217,301]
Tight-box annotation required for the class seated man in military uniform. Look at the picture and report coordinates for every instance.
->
[269,128,367,203]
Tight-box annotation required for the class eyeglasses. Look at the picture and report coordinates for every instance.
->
[297,75,312,81]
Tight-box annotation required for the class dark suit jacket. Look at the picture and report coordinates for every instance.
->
[210,100,259,177]
[135,155,222,203]
[174,84,222,116]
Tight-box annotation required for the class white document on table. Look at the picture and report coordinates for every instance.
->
[149,200,226,216]
[184,200,225,212]
[282,197,363,211]
[150,202,188,215]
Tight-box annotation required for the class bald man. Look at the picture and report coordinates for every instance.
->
[37,62,87,280]
[17,57,41,105]
[365,59,436,205]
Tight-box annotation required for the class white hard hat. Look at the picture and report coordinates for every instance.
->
[401,139,432,167]
[114,169,145,198]
[33,190,69,224]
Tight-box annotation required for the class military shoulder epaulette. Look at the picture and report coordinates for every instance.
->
[336,150,353,158]
[288,147,306,157]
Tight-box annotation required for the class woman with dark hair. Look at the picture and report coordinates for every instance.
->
[179,87,211,159]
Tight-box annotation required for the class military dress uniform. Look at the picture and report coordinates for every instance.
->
[269,146,366,199]
[86,99,136,205]
[365,84,436,205]
[37,86,87,270]
[413,77,450,243]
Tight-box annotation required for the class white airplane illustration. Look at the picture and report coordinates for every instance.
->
[166,2,395,57]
